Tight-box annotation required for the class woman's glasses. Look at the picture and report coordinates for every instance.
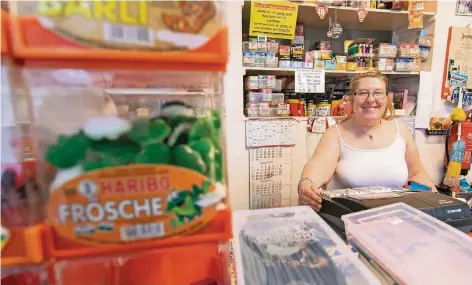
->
[354,90,388,99]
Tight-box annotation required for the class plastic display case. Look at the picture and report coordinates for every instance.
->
[232,206,381,285]
[3,1,231,284]
[343,203,472,285]
[1,4,49,273]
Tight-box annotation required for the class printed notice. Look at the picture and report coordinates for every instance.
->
[249,0,298,39]
[295,69,325,93]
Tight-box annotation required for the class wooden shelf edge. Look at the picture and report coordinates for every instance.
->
[243,67,420,76]
[296,3,436,16]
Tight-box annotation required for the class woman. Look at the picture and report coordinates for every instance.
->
[299,71,436,211]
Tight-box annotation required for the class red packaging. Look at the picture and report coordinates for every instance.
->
[447,121,472,170]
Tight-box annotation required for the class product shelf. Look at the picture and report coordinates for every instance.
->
[244,67,420,76]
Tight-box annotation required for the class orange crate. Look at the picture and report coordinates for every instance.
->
[1,224,47,268]
[50,241,230,285]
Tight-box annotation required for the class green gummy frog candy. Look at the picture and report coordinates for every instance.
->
[189,138,216,180]
[129,118,171,145]
[82,156,118,172]
[90,139,140,165]
[45,133,91,169]
[189,116,218,145]
[214,147,224,183]
[136,142,170,164]
[171,145,207,174]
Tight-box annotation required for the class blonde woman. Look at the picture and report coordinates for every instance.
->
[299,71,436,211]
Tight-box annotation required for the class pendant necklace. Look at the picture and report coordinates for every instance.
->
[355,120,381,140]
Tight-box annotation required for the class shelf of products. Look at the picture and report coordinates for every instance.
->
[244,67,420,76]
[243,72,413,118]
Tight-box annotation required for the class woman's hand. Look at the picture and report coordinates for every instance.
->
[298,181,323,211]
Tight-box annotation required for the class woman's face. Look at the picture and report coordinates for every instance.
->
[352,77,387,121]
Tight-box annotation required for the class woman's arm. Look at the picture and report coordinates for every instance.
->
[398,122,438,192]
[299,126,340,211]
[301,126,340,189]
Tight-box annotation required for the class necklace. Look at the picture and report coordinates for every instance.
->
[353,120,381,140]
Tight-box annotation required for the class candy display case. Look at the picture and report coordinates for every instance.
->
[4,1,231,284]
[1,6,50,284]
[24,68,232,283]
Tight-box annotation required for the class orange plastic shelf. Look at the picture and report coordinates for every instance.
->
[44,208,232,260]
[1,224,47,268]
[50,241,230,285]
[9,15,228,72]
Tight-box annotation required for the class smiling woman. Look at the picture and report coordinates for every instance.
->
[298,71,436,212]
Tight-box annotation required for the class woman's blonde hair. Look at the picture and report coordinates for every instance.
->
[348,70,395,120]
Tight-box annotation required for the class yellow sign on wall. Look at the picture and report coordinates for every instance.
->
[249,1,298,39]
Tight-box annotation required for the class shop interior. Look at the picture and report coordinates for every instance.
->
[1,1,472,285]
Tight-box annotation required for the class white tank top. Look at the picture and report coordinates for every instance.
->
[328,120,409,190]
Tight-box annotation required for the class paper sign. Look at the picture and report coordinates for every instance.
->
[295,69,325,93]
[415,71,433,129]
[249,0,298,39]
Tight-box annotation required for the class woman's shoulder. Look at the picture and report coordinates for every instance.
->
[392,119,414,144]
[317,125,340,147]
[332,118,352,134]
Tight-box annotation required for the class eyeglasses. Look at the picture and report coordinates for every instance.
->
[354,90,388,99]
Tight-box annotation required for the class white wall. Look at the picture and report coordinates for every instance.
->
[415,1,472,184]
[224,0,249,210]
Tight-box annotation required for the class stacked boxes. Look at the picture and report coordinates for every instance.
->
[396,43,421,72]
[374,43,397,72]
[245,75,287,117]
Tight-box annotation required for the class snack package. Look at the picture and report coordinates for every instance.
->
[408,0,424,29]
[11,1,227,68]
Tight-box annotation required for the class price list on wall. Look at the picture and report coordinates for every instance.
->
[249,147,293,210]
[295,69,325,93]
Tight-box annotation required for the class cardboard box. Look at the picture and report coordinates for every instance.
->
[347,62,358,71]
[336,62,347,70]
